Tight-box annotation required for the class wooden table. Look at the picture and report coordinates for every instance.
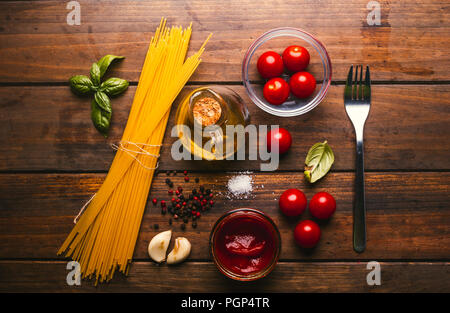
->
[0,0,449,293]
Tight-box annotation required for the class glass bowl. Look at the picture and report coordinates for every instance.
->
[209,208,281,281]
[242,27,332,117]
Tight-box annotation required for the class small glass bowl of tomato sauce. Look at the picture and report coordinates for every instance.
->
[209,208,281,281]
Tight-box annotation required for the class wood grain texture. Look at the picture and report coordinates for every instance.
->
[1,85,449,172]
[0,0,449,82]
[0,172,448,260]
[0,261,448,292]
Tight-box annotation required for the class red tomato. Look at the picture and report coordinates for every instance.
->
[282,45,310,72]
[289,71,316,98]
[294,220,321,248]
[267,127,292,154]
[279,189,307,217]
[263,77,290,105]
[309,192,336,219]
[257,51,284,79]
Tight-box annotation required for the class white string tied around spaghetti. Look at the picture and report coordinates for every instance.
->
[111,140,161,171]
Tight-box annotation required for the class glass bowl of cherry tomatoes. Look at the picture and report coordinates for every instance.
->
[242,27,332,117]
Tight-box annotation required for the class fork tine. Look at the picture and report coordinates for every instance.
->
[344,65,353,100]
[364,65,371,101]
[358,65,363,100]
[353,65,359,100]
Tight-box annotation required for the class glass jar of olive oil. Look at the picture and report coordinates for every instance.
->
[174,86,250,160]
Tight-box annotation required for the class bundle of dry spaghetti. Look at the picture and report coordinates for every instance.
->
[58,18,211,283]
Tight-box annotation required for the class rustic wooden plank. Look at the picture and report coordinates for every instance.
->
[0,260,448,292]
[1,85,449,171]
[0,0,449,82]
[0,172,448,260]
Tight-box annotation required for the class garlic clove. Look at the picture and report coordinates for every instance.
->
[148,230,172,263]
[167,237,191,265]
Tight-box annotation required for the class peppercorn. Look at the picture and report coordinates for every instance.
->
[184,176,189,182]
[174,214,179,219]
[166,171,170,176]
[192,188,197,194]
[200,186,205,192]
[165,178,171,184]
[168,218,172,225]
[181,223,186,231]
[161,208,167,215]
[168,182,174,188]
[168,189,173,195]
[195,177,199,183]
[183,218,188,223]
[152,198,157,205]
[178,186,183,192]
[154,223,159,230]
[209,200,214,206]
[183,170,188,175]
[192,221,197,228]
[161,200,166,207]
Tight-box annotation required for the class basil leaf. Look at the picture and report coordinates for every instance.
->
[99,78,129,96]
[69,75,94,95]
[91,99,111,137]
[304,141,334,183]
[90,62,101,86]
[96,55,125,79]
[94,91,112,113]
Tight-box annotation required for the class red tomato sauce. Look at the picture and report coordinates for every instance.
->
[214,212,277,276]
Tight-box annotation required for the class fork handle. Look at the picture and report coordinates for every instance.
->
[353,132,366,253]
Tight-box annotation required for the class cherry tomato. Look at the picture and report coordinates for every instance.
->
[279,189,307,217]
[309,192,336,219]
[267,127,292,154]
[294,220,321,248]
[263,77,290,105]
[289,71,316,98]
[257,51,284,79]
[282,45,310,72]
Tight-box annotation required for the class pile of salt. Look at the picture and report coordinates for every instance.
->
[227,174,253,199]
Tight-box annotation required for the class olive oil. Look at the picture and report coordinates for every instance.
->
[175,86,250,160]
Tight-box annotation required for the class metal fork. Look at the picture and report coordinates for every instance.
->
[344,65,371,253]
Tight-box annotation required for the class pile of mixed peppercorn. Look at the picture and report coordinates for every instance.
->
[152,170,215,230]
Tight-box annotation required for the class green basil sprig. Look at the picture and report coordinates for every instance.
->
[68,55,128,137]
[304,141,335,183]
